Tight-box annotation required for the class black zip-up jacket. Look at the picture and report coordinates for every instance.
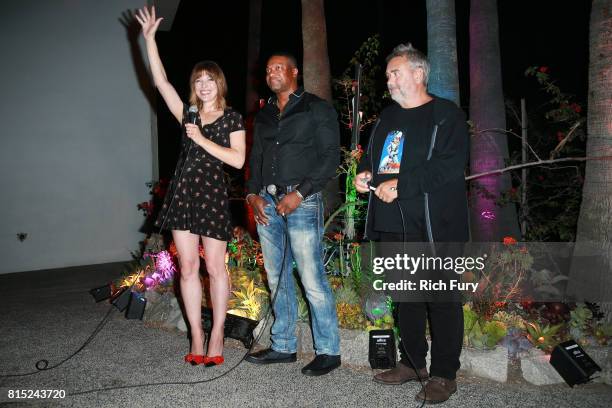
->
[358,96,470,242]
[246,87,340,198]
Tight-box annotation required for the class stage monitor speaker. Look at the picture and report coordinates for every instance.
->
[550,339,601,387]
[89,284,111,302]
[369,329,396,369]
[126,292,147,320]
[111,288,131,312]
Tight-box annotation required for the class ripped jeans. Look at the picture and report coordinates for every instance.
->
[256,190,340,355]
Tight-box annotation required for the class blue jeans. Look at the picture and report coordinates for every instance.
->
[257,190,340,355]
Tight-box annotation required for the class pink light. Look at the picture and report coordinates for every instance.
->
[155,250,176,281]
[481,210,496,220]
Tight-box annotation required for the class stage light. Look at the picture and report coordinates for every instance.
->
[549,339,601,387]
[202,307,258,348]
[89,284,111,302]
[111,287,131,312]
[125,292,146,320]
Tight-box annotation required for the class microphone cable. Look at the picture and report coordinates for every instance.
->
[0,116,201,380]
[363,123,426,406]
[67,188,290,396]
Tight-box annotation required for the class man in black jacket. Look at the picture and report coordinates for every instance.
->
[355,44,469,404]
[245,53,341,376]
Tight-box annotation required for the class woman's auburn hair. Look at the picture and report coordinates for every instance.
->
[188,61,227,111]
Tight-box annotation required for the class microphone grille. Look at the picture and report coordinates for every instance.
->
[266,184,277,196]
[188,105,198,113]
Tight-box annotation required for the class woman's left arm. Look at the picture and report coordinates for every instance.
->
[185,123,246,169]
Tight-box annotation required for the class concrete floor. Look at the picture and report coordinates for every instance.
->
[1,263,611,407]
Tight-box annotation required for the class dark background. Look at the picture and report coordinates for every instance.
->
[154,0,591,181]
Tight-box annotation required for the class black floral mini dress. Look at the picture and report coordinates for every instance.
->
[155,105,244,241]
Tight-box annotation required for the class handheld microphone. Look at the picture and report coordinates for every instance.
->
[266,184,280,205]
[266,184,287,221]
[187,105,199,124]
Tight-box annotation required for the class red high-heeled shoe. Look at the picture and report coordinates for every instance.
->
[184,353,206,365]
[203,355,224,367]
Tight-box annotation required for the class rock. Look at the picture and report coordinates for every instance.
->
[297,322,314,357]
[460,346,509,383]
[164,296,186,331]
[143,292,173,324]
[144,290,161,304]
[253,317,273,348]
[583,345,612,385]
[339,328,370,366]
[521,348,564,385]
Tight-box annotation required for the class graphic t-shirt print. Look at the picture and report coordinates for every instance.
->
[378,130,404,174]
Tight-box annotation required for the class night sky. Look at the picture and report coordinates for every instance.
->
[153,0,591,178]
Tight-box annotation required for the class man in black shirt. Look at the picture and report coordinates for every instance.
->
[355,44,469,404]
[245,53,341,376]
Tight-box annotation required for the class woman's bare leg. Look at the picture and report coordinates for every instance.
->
[172,230,204,355]
[202,236,229,357]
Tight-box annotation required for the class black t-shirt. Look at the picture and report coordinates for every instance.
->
[370,100,434,233]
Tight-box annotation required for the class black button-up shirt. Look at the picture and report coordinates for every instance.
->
[246,87,340,197]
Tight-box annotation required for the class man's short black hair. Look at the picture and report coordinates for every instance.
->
[267,52,298,69]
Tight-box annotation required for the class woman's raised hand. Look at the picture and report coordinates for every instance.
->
[134,5,163,41]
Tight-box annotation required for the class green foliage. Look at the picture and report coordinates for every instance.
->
[512,67,587,242]
[230,279,268,321]
[463,304,508,349]
[333,284,360,305]
[569,303,593,331]
[525,321,563,352]
[333,34,383,125]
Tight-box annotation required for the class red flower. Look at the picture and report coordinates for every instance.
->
[538,66,549,73]
[571,103,582,113]
[503,236,517,246]
[510,187,518,195]
[556,131,565,142]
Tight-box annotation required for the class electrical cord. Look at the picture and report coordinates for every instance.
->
[395,199,427,408]
[0,133,286,395]
[363,120,427,406]
[67,190,289,396]
[0,134,198,380]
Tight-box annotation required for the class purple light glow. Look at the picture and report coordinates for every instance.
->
[481,210,496,220]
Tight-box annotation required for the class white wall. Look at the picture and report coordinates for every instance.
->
[0,0,154,273]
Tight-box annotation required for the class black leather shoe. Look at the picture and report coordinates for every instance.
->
[301,354,341,376]
[245,348,297,365]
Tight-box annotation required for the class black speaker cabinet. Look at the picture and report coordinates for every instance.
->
[369,329,397,369]
[89,284,111,302]
[550,340,601,387]
[126,292,147,320]
[111,288,131,312]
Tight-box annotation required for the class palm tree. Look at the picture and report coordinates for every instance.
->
[469,0,519,241]
[569,0,612,320]
[426,0,460,105]
[301,0,338,211]
[245,0,262,116]
[301,0,332,102]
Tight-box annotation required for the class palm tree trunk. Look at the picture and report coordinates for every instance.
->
[469,0,520,241]
[301,0,332,102]
[245,0,262,116]
[569,0,612,320]
[426,0,460,106]
[243,0,263,237]
[301,0,338,213]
